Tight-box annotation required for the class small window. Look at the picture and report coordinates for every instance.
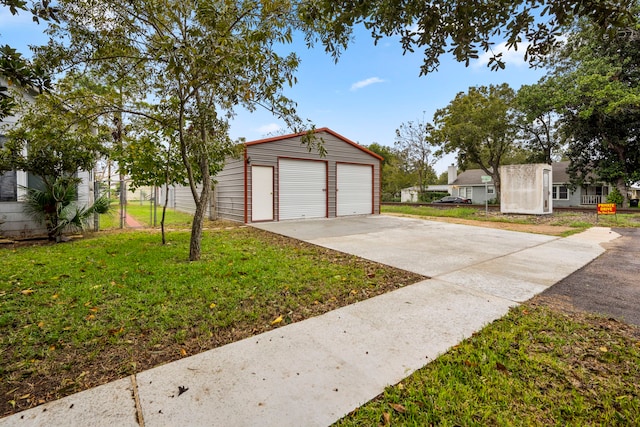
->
[0,136,17,202]
[458,187,472,198]
[553,185,569,200]
[487,186,495,195]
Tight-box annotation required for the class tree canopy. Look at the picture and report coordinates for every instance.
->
[433,84,518,199]
[513,80,564,164]
[41,0,324,260]
[300,0,635,74]
[0,0,58,119]
[545,16,640,206]
[394,117,439,196]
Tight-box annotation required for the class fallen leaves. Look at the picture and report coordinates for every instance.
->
[390,403,406,413]
[382,412,391,425]
[20,289,35,295]
[270,315,283,326]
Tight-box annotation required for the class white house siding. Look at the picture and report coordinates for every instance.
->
[0,202,47,238]
[1,84,92,238]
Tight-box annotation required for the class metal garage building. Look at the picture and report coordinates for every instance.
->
[215,128,382,223]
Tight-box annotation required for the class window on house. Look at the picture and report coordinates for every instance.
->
[0,136,17,202]
[459,187,472,198]
[487,186,495,195]
[553,185,569,200]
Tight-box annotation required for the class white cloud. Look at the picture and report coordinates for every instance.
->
[256,123,281,134]
[350,77,385,91]
[473,41,532,69]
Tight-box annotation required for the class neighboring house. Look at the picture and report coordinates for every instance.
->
[164,128,382,223]
[447,161,614,207]
[549,161,612,207]
[0,81,95,238]
[400,185,450,202]
[449,168,497,205]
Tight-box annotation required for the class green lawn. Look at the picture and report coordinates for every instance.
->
[99,201,194,229]
[3,209,640,422]
[335,304,640,426]
[382,204,640,229]
[0,226,420,415]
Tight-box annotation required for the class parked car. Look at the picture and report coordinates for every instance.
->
[433,196,472,204]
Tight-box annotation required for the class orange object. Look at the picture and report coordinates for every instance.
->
[597,203,617,215]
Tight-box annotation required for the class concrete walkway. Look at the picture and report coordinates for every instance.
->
[0,216,619,427]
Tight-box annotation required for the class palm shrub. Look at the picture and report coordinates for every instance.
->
[22,176,110,242]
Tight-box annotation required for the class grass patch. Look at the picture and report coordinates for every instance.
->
[335,304,640,426]
[125,201,194,228]
[0,226,423,415]
[383,205,478,219]
[99,201,194,229]
[382,205,640,231]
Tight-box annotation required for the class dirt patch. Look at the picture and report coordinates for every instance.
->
[385,213,575,236]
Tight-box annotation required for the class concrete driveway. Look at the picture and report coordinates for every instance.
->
[254,215,619,302]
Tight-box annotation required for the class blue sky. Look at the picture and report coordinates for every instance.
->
[2,8,547,174]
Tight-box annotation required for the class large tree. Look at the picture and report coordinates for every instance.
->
[513,79,564,164]
[43,0,322,260]
[115,114,196,244]
[367,142,415,201]
[394,118,439,198]
[548,18,640,207]
[433,84,518,199]
[300,0,635,74]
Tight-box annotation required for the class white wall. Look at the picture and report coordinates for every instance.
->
[500,164,552,215]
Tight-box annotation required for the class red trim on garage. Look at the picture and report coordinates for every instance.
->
[336,162,375,215]
[246,128,383,162]
[243,147,248,223]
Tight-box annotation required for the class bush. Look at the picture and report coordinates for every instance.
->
[606,188,624,206]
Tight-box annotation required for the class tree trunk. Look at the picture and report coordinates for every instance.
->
[616,178,629,208]
[189,172,211,261]
[161,184,169,245]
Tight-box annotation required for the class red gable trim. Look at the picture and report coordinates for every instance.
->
[245,127,383,161]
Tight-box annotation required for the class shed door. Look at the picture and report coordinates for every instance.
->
[251,166,274,221]
[337,163,373,216]
[279,159,326,220]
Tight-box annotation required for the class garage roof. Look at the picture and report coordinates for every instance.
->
[245,127,383,161]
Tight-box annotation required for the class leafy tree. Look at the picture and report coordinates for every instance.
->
[0,0,58,119]
[433,84,517,199]
[367,142,414,201]
[1,91,110,240]
[435,171,449,185]
[44,0,323,261]
[513,79,564,164]
[300,0,635,74]
[394,117,439,198]
[115,115,191,244]
[548,18,640,207]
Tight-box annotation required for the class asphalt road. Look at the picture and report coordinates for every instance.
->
[539,228,640,327]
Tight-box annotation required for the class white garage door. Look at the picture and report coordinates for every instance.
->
[279,159,327,220]
[337,163,373,216]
